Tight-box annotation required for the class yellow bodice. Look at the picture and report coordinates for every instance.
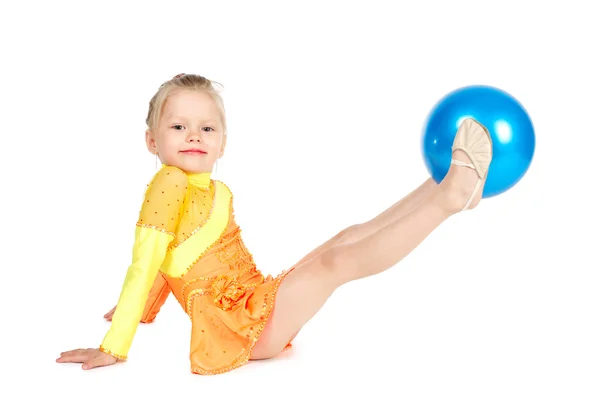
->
[98,165,293,375]
[100,166,234,359]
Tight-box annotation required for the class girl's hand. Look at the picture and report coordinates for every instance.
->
[103,305,117,321]
[104,305,148,323]
[56,348,118,370]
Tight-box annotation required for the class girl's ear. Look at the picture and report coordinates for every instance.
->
[145,130,158,154]
[218,133,227,158]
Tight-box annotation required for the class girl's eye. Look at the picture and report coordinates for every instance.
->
[172,125,214,132]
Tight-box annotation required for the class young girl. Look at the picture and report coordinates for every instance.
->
[56,73,493,375]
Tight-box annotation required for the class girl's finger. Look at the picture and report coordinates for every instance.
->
[58,348,88,357]
[57,351,93,363]
[82,354,114,370]
[104,307,116,318]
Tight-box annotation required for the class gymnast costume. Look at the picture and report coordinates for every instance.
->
[100,165,294,375]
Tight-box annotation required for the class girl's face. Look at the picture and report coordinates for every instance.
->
[146,89,226,174]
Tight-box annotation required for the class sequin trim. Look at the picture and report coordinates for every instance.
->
[182,265,261,316]
[135,223,176,237]
[160,194,234,279]
[190,267,295,375]
[185,288,212,316]
[181,276,217,300]
[212,274,264,311]
[179,263,257,298]
[215,228,255,271]
[99,345,127,361]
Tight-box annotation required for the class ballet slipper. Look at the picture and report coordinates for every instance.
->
[450,118,493,211]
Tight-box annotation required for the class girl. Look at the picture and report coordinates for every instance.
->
[56,73,493,375]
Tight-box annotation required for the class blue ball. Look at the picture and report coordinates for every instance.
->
[421,85,536,198]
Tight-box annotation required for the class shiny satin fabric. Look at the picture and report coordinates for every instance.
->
[100,165,294,374]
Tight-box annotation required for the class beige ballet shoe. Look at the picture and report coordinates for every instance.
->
[451,118,493,211]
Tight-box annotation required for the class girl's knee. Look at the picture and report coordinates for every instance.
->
[337,223,363,244]
[320,243,357,284]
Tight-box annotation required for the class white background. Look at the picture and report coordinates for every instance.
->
[1,0,598,397]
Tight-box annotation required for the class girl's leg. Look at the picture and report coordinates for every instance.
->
[251,119,492,359]
[292,178,438,266]
[252,187,452,359]
[250,180,438,362]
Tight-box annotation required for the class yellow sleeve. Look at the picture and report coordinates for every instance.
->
[140,273,171,323]
[99,166,188,360]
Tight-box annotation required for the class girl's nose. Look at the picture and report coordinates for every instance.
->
[187,131,203,142]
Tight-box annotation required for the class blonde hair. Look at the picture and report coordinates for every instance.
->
[146,73,227,135]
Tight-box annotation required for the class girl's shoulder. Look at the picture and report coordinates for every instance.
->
[151,165,187,181]
[154,165,187,179]
[213,179,233,196]
[146,165,189,193]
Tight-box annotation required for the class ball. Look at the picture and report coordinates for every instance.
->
[421,85,536,198]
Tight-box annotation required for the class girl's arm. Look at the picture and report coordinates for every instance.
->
[103,273,171,323]
[140,273,171,323]
[99,166,188,360]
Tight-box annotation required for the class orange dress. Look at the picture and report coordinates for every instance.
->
[99,165,294,375]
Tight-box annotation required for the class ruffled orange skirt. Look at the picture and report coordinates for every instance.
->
[187,266,296,375]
